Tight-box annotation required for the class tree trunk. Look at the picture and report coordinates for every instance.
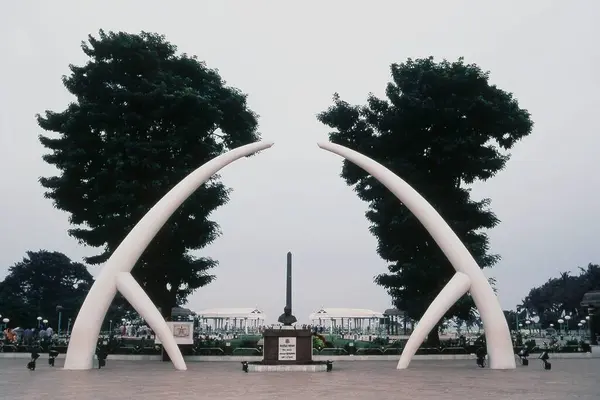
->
[424,324,441,347]
[157,296,176,320]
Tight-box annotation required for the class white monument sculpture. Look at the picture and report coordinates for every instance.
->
[63,141,274,371]
[64,140,515,371]
[317,142,516,370]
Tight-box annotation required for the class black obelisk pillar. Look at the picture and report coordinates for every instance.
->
[286,251,292,312]
[277,251,297,325]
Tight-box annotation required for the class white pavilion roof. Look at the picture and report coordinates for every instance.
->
[196,307,266,319]
[308,307,384,320]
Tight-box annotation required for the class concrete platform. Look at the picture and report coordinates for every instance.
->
[0,358,599,399]
[247,363,327,372]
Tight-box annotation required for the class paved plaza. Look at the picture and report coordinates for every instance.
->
[0,358,598,400]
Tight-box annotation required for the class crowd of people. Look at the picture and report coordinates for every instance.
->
[1,326,58,350]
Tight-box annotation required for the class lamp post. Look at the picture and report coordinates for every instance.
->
[42,319,48,329]
[2,318,9,330]
[36,316,42,329]
[585,304,598,346]
[56,305,63,335]
[558,318,564,334]
[109,319,113,335]
[565,315,572,334]
[525,320,531,334]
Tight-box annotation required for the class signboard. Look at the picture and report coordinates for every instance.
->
[278,337,297,361]
[155,321,194,345]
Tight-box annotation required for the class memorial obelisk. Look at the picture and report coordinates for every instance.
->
[278,252,297,326]
[244,251,331,371]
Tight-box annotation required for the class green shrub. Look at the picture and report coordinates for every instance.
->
[371,337,388,347]
[313,336,325,350]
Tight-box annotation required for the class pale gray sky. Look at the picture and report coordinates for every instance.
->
[1,1,599,324]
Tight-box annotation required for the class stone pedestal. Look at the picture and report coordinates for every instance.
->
[262,328,312,365]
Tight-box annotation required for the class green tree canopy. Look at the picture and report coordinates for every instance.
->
[36,30,261,317]
[0,250,93,329]
[318,57,533,344]
[522,263,600,326]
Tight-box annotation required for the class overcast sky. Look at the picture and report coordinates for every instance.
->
[1,1,599,324]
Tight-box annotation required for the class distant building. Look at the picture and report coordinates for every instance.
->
[581,290,600,345]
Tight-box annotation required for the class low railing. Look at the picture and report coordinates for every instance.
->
[0,335,594,357]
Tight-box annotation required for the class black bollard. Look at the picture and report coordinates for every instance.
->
[475,347,486,368]
[539,350,551,370]
[27,352,40,371]
[518,348,530,366]
[96,347,107,369]
[48,349,59,367]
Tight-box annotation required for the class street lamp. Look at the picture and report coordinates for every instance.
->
[56,305,64,335]
[2,318,9,330]
[43,319,48,326]
[558,318,564,333]
[36,316,42,328]
[525,320,532,334]
[565,315,572,333]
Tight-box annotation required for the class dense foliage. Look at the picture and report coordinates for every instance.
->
[318,57,533,344]
[36,30,261,317]
[0,251,93,328]
[521,263,600,325]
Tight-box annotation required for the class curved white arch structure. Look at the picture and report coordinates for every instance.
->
[318,142,515,370]
[63,141,274,371]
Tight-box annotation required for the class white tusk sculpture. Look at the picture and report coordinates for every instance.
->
[397,272,471,369]
[317,141,515,370]
[114,272,186,369]
[63,141,274,371]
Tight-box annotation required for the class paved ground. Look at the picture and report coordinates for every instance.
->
[0,358,598,400]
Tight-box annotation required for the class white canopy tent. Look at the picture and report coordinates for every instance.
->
[196,308,266,333]
[308,308,384,333]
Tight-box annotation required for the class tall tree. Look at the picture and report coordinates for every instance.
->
[318,57,533,345]
[522,263,600,323]
[0,250,93,329]
[37,30,260,318]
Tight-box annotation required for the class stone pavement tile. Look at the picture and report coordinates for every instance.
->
[0,358,598,400]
